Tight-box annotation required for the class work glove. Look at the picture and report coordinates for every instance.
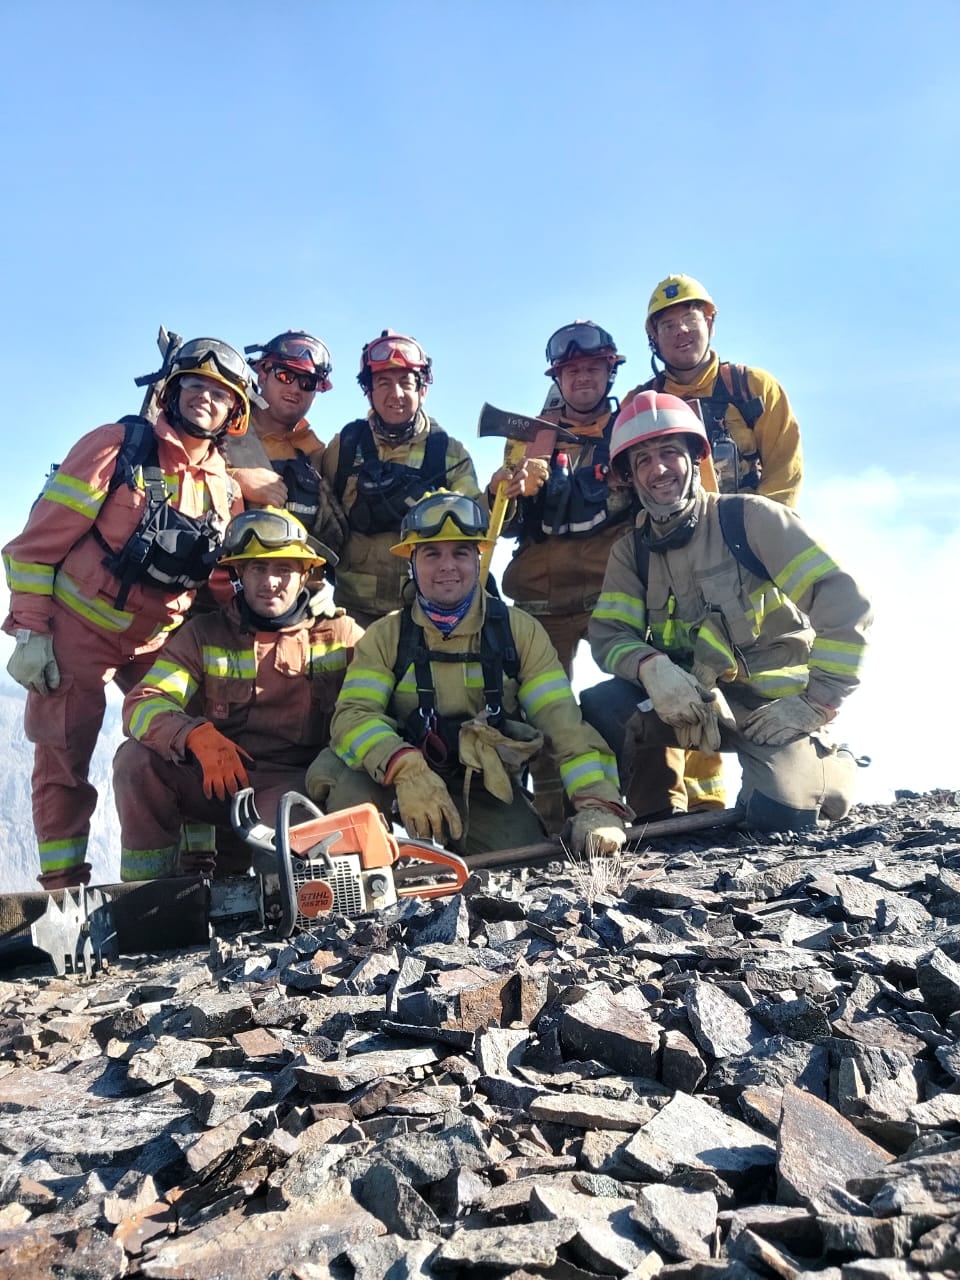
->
[458,713,544,804]
[386,750,463,845]
[567,805,627,858]
[7,631,60,695]
[308,579,340,620]
[186,722,252,801]
[312,479,350,560]
[639,654,721,752]
[741,695,833,747]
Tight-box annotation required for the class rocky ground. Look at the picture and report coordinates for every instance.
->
[0,790,959,1280]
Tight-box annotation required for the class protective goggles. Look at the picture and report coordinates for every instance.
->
[545,322,618,367]
[246,334,332,378]
[402,493,489,539]
[363,336,430,369]
[266,364,320,392]
[222,509,310,556]
[175,339,253,391]
[178,374,237,407]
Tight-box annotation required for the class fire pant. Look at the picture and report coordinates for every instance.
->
[23,601,163,881]
[580,678,686,818]
[308,749,545,857]
[113,738,309,880]
[684,749,726,810]
[525,610,591,835]
[581,677,857,827]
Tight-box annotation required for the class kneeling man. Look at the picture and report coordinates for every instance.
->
[114,510,362,879]
[309,491,629,857]
[583,392,872,832]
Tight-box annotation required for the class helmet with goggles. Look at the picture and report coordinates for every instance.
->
[358,330,433,393]
[609,391,711,477]
[143,337,266,438]
[390,490,492,559]
[645,275,717,342]
[244,331,333,393]
[219,507,337,568]
[544,320,625,378]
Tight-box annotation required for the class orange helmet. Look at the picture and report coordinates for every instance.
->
[358,330,433,392]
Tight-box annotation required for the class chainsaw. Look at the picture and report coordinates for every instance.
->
[230,789,469,936]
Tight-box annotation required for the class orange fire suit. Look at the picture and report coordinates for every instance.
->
[499,405,636,829]
[2,415,241,883]
[115,600,362,879]
[321,412,481,626]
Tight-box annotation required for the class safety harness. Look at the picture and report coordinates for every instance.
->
[392,597,520,777]
[93,415,225,609]
[633,494,769,587]
[271,451,323,525]
[334,418,451,535]
[645,363,765,493]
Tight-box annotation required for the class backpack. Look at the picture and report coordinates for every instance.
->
[632,494,769,587]
[333,418,451,534]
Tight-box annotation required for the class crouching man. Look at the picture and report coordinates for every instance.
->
[582,392,872,832]
[114,510,363,879]
[307,490,629,857]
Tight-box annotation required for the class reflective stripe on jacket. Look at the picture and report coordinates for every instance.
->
[332,591,621,805]
[123,600,363,767]
[589,491,871,711]
[3,416,240,646]
[321,415,482,616]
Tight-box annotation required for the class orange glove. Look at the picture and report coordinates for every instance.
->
[185,723,252,801]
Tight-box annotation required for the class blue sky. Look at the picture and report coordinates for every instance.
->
[1,1,958,800]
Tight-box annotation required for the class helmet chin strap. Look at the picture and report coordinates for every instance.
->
[639,463,702,524]
[165,396,224,442]
[371,401,426,445]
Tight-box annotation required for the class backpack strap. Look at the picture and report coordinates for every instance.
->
[333,419,369,501]
[632,527,651,589]
[716,495,769,580]
[114,415,163,499]
[714,363,765,430]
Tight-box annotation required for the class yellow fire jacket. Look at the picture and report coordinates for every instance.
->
[622,352,802,508]
[331,590,621,806]
[321,414,481,618]
[590,492,871,711]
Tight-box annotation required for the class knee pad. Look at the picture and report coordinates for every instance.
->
[744,790,819,833]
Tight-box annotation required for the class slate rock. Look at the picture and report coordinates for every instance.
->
[352,1158,442,1239]
[623,1092,776,1184]
[686,981,760,1059]
[776,1083,894,1208]
[915,948,960,1020]
[560,985,660,1078]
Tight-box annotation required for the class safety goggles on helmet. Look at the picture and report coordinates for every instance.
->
[360,331,433,385]
[545,321,622,371]
[219,508,337,567]
[266,364,320,393]
[403,492,488,539]
[174,339,255,393]
[245,332,333,391]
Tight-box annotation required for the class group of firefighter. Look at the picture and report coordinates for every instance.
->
[3,274,872,891]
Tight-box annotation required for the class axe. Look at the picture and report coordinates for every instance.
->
[477,403,578,582]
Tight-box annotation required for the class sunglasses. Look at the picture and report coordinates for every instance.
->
[545,323,617,367]
[267,364,320,393]
[402,492,488,539]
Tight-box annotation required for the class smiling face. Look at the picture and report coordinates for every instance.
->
[653,302,712,373]
[556,356,611,416]
[370,368,423,426]
[238,557,308,616]
[628,434,693,510]
[412,541,480,608]
[258,363,318,431]
[177,374,238,435]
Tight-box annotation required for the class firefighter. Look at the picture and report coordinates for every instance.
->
[113,509,363,880]
[321,331,482,628]
[3,338,254,890]
[493,320,637,832]
[225,330,348,557]
[582,392,871,832]
[623,274,805,813]
[307,491,630,858]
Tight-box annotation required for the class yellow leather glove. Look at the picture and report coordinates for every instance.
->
[7,630,60,695]
[568,806,627,857]
[639,654,720,751]
[385,750,463,845]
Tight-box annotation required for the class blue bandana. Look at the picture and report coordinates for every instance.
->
[417,586,476,636]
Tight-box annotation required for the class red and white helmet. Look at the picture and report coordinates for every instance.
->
[609,391,710,473]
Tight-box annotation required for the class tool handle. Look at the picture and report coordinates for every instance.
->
[393,842,470,899]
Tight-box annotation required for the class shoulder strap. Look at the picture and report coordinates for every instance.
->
[420,423,450,485]
[334,419,370,500]
[632,527,651,589]
[717,495,770,580]
[114,415,164,501]
[715,363,765,430]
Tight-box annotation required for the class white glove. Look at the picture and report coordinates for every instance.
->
[568,806,627,857]
[7,631,60,695]
[639,655,721,751]
[741,695,832,747]
[308,580,339,620]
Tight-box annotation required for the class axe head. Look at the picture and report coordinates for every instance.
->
[478,403,579,456]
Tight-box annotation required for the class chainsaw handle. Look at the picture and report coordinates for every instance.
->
[393,841,469,899]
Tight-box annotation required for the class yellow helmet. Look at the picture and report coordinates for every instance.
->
[390,491,493,559]
[155,338,266,437]
[219,508,335,568]
[645,275,717,340]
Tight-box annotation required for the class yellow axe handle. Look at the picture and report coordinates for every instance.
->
[479,438,526,585]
